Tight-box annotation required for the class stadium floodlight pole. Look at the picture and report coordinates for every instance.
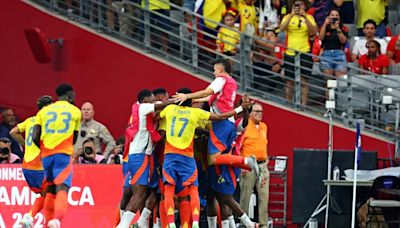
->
[303,80,337,228]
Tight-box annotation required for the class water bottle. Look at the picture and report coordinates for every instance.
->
[333,166,340,180]
[309,217,318,228]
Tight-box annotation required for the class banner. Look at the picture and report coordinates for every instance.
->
[0,164,123,228]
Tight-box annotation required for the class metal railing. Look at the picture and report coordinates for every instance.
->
[30,0,400,141]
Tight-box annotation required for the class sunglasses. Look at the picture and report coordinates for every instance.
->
[252,110,263,113]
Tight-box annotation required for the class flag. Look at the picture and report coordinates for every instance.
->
[355,123,362,164]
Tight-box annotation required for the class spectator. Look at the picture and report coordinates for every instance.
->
[216,9,240,56]
[153,88,169,102]
[74,102,116,159]
[351,19,388,62]
[386,34,400,64]
[0,137,20,164]
[75,138,106,164]
[239,103,269,228]
[258,0,287,33]
[309,0,344,27]
[238,0,258,34]
[107,136,124,164]
[280,0,317,105]
[0,108,23,159]
[358,40,390,75]
[141,0,171,53]
[253,29,284,92]
[356,0,387,37]
[319,8,348,77]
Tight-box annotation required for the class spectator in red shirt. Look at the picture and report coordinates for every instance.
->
[387,34,400,64]
[358,40,390,75]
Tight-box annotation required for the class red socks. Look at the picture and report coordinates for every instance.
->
[159,199,168,228]
[30,195,45,217]
[188,186,200,223]
[44,193,55,224]
[215,154,250,170]
[164,185,176,224]
[54,190,68,220]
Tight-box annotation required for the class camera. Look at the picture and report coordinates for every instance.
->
[0,147,9,155]
[331,18,338,24]
[83,146,93,155]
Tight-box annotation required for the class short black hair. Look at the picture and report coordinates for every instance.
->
[177,88,193,107]
[213,59,232,74]
[55,84,74,97]
[153,88,167,95]
[37,95,53,110]
[137,89,153,103]
[363,19,377,29]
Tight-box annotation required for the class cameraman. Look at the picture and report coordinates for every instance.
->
[75,138,106,164]
[0,137,20,164]
[107,136,124,165]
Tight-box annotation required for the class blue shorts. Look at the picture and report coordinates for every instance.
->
[148,155,160,189]
[163,153,198,193]
[42,154,73,187]
[207,165,240,195]
[22,169,45,193]
[320,50,347,72]
[122,161,129,177]
[208,120,236,155]
[128,153,151,186]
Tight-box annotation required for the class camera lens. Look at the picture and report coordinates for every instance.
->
[0,147,9,155]
[84,147,93,154]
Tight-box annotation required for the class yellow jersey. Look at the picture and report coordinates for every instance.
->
[35,100,81,157]
[17,116,43,170]
[160,105,210,157]
[282,14,316,56]
[238,1,257,32]
[217,27,240,53]
[141,0,170,11]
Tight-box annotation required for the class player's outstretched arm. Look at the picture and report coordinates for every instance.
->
[10,127,25,147]
[209,99,252,121]
[32,125,42,148]
[154,99,177,111]
[173,88,214,105]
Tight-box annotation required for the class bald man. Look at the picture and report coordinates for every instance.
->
[74,102,116,159]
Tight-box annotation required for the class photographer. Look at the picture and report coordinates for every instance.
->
[280,0,317,105]
[319,8,348,78]
[0,137,20,164]
[107,136,124,165]
[75,138,106,164]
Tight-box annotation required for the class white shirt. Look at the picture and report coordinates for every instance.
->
[352,38,388,57]
[129,103,155,155]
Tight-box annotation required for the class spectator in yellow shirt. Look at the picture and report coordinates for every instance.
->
[238,0,258,34]
[217,9,240,56]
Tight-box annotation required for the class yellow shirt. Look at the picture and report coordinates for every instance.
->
[238,2,257,32]
[282,14,316,55]
[203,0,226,29]
[17,116,43,170]
[160,105,210,157]
[356,0,387,29]
[217,27,240,53]
[240,119,268,161]
[35,100,81,157]
[141,0,170,10]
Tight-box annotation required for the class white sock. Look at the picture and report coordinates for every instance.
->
[228,215,236,228]
[168,223,176,228]
[118,211,135,228]
[239,213,253,227]
[222,219,230,228]
[119,209,125,221]
[137,207,152,227]
[192,221,199,228]
[207,216,217,228]
[153,217,161,228]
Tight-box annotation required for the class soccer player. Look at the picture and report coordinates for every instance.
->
[173,59,259,172]
[32,84,81,228]
[161,88,251,228]
[117,89,175,228]
[10,95,53,227]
